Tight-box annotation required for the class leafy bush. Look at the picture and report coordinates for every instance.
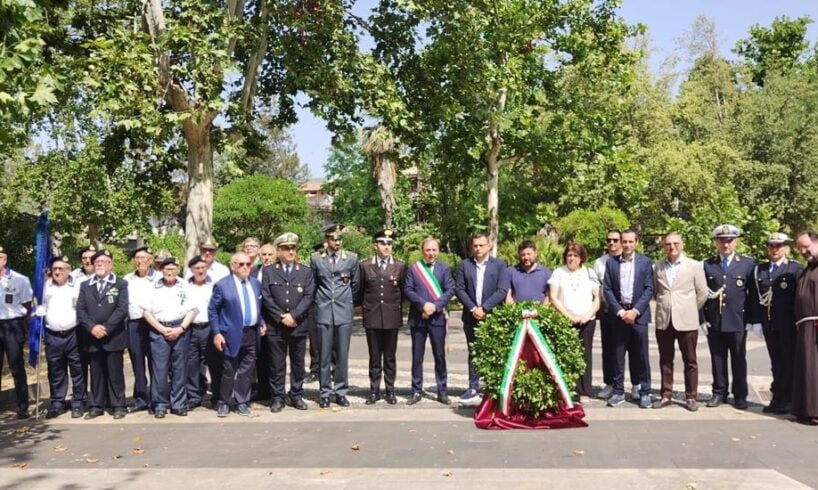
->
[496,236,564,271]
[556,206,630,258]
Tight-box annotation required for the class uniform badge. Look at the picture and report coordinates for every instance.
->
[4,294,12,304]
[736,279,744,287]
[107,295,115,304]
[297,286,303,293]
[781,281,788,290]
[340,272,350,284]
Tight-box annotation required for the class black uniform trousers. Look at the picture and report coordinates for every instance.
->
[410,325,447,395]
[307,308,320,377]
[88,349,125,411]
[44,328,86,410]
[267,329,307,401]
[763,324,796,404]
[0,317,29,411]
[366,328,398,393]
[127,318,152,409]
[220,328,257,406]
[149,322,190,411]
[254,334,271,400]
[707,330,748,401]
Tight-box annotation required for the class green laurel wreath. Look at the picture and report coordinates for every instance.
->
[472,301,586,417]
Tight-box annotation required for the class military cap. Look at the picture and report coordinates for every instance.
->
[312,242,325,253]
[199,237,219,250]
[712,224,741,239]
[90,249,113,263]
[767,232,791,245]
[78,245,96,258]
[154,249,171,261]
[373,229,395,243]
[188,255,205,268]
[322,223,345,237]
[0,245,5,256]
[50,255,71,267]
[274,232,299,248]
[130,245,153,259]
[160,257,179,269]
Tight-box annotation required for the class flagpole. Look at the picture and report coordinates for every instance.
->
[34,313,45,419]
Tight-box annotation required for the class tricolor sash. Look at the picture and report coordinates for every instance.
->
[498,310,574,416]
[413,261,443,300]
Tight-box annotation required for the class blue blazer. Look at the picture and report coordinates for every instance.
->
[603,253,654,326]
[404,261,455,328]
[208,274,263,358]
[455,257,509,327]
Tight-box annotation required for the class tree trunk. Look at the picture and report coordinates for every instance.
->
[183,120,214,263]
[485,88,507,256]
[375,153,397,229]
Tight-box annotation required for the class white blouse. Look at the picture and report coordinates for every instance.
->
[548,265,599,317]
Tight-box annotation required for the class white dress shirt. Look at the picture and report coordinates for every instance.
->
[664,258,682,288]
[474,258,488,306]
[43,278,79,331]
[185,276,214,324]
[619,255,636,304]
[548,266,599,317]
[124,268,158,320]
[184,261,230,282]
[0,268,33,320]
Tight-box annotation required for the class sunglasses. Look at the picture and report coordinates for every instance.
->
[717,238,735,243]
[606,238,619,243]
[237,262,252,267]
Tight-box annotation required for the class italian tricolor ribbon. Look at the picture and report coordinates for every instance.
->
[498,310,574,416]
[413,261,443,300]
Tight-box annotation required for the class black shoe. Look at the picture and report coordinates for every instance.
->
[46,407,66,419]
[113,410,126,420]
[385,391,397,405]
[306,373,319,383]
[154,409,167,419]
[288,398,308,410]
[437,393,450,405]
[217,404,230,417]
[318,397,331,409]
[762,402,777,413]
[365,393,380,405]
[170,408,188,417]
[706,396,722,408]
[407,393,422,406]
[270,399,285,413]
[85,408,104,419]
[773,402,791,415]
[733,398,749,410]
[335,395,350,407]
[127,404,148,414]
[71,408,84,418]
[187,402,201,411]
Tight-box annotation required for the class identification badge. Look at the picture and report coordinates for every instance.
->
[4,294,13,304]
[107,295,115,304]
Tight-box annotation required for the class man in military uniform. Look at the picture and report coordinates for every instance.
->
[123,245,157,413]
[70,245,96,405]
[40,256,86,419]
[360,230,406,405]
[0,245,33,418]
[702,224,756,410]
[748,232,804,414]
[142,257,196,418]
[306,242,325,383]
[261,233,315,412]
[311,224,360,408]
[76,249,129,419]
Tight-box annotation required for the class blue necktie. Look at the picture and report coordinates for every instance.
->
[241,279,253,326]
[721,257,728,271]
[770,263,778,275]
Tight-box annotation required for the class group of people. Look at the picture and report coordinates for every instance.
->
[0,223,817,426]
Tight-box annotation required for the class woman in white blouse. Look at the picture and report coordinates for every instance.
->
[548,242,600,402]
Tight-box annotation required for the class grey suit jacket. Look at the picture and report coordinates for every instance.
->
[311,249,360,325]
[653,255,708,331]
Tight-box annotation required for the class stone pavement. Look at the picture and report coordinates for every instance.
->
[2,317,817,489]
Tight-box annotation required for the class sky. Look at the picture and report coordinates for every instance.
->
[290,0,818,179]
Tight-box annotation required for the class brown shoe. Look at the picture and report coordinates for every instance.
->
[652,398,672,409]
[685,399,699,412]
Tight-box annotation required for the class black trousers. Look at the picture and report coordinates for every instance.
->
[708,330,748,401]
[254,333,271,400]
[220,328,257,405]
[763,323,796,404]
[411,325,447,395]
[88,349,126,411]
[307,311,320,376]
[186,323,215,406]
[574,320,595,397]
[267,330,307,400]
[44,328,86,410]
[366,328,398,393]
[612,320,651,397]
[0,317,29,411]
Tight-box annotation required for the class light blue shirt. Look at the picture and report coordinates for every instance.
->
[232,274,258,326]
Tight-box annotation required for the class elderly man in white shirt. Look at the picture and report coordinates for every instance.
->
[0,245,34,419]
[123,245,158,413]
[184,255,217,409]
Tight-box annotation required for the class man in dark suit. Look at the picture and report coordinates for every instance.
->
[261,233,314,412]
[76,249,130,419]
[208,252,265,417]
[702,225,756,410]
[748,232,803,414]
[360,229,407,405]
[311,223,360,408]
[404,237,455,405]
[603,229,654,408]
[454,232,509,406]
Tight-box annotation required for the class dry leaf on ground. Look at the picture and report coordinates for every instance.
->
[85,458,99,464]
[132,448,145,455]
[350,444,361,451]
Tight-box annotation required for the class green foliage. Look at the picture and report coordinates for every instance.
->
[213,175,310,246]
[147,233,186,263]
[497,237,564,272]
[735,15,813,86]
[473,302,586,417]
[556,207,630,258]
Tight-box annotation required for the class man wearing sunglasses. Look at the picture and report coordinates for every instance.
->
[311,223,360,408]
[185,237,229,283]
[702,224,756,410]
[747,233,803,414]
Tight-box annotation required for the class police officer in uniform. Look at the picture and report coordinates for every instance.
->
[311,224,360,408]
[76,249,129,419]
[40,256,86,418]
[0,245,33,418]
[360,230,406,405]
[70,244,96,404]
[123,245,157,412]
[748,232,804,414]
[142,257,196,418]
[261,233,315,412]
[702,225,756,410]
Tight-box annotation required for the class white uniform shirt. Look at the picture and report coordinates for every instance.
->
[43,278,79,331]
[184,261,229,283]
[142,278,194,323]
[185,276,213,324]
[70,268,93,284]
[124,268,159,320]
[0,268,33,320]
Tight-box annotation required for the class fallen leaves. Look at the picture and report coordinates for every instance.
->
[730,437,741,442]
[13,463,29,470]
[573,449,585,456]
[446,449,454,455]
[331,407,342,413]
[350,444,361,451]
[442,471,453,477]
[85,458,99,464]
[112,455,123,460]
[15,425,30,434]
[319,470,332,476]
[53,445,68,452]
[132,448,145,455]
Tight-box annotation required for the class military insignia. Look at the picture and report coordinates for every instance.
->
[736,279,744,287]
[781,282,788,290]
[297,286,303,293]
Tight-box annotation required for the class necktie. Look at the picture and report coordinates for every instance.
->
[380,260,387,271]
[330,253,337,270]
[721,257,728,271]
[241,279,253,326]
[770,263,778,275]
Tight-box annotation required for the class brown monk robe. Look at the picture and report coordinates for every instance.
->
[792,236,818,425]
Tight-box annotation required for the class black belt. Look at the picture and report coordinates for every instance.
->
[242,326,256,331]
[160,320,183,327]
[621,303,633,310]
[46,328,76,338]
[0,317,24,323]
[191,322,210,329]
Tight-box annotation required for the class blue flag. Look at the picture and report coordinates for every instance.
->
[28,210,51,367]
